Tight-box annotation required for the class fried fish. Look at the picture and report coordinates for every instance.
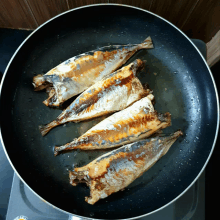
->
[69,130,183,204]
[54,94,171,156]
[33,37,153,107]
[40,59,150,136]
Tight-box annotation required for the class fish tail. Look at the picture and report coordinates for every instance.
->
[54,140,78,156]
[39,120,60,136]
[139,36,154,49]
[54,144,70,156]
[159,130,183,156]
[173,130,184,137]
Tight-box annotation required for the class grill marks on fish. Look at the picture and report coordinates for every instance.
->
[39,59,149,136]
[75,113,160,146]
[61,112,170,151]
[32,36,153,107]
[54,94,171,155]
[69,130,183,204]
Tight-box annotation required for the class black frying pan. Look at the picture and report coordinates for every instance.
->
[0,4,219,219]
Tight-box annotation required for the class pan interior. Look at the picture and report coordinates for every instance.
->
[0,5,218,219]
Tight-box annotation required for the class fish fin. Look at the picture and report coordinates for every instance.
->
[157,112,172,125]
[149,130,164,137]
[151,130,183,138]
[142,83,153,96]
[39,120,59,136]
[69,171,78,186]
[42,99,50,107]
[162,130,183,155]
[174,130,183,137]
[33,74,48,91]
[54,145,68,156]
[42,87,61,107]
[146,94,154,101]
[54,146,60,156]
[140,36,154,49]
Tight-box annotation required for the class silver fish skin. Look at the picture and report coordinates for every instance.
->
[33,37,153,107]
[54,94,172,155]
[39,59,150,136]
[69,130,183,205]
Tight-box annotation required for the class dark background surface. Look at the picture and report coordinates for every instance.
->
[0,28,32,220]
[0,26,219,219]
[0,0,219,43]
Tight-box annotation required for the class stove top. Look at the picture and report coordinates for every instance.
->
[6,172,205,220]
[0,28,210,220]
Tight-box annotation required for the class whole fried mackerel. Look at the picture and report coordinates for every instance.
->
[33,37,153,107]
[69,130,183,204]
[54,94,171,155]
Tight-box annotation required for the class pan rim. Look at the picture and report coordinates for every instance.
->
[0,3,219,220]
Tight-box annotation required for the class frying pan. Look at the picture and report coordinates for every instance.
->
[0,4,219,219]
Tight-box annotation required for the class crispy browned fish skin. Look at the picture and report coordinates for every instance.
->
[69,130,183,205]
[32,37,153,107]
[39,59,150,136]
[54,95,171,156]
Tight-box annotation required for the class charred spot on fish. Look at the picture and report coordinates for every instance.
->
[94,181,106,190]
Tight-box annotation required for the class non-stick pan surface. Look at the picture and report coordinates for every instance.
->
[0,4,219,219]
